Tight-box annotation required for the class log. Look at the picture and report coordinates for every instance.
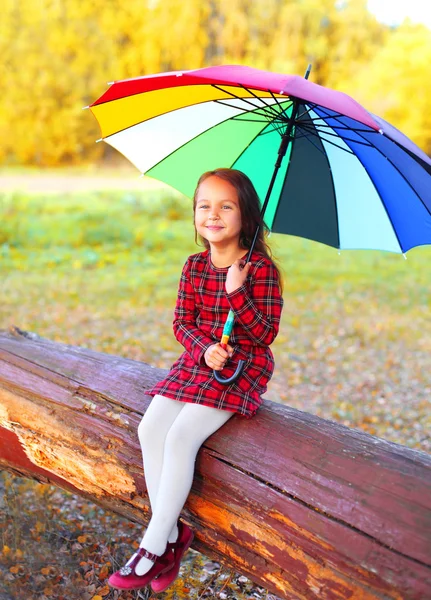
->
[0,325,430,600]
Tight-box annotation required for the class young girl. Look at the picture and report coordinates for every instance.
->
[108,168,284,593]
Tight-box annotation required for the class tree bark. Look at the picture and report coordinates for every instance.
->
[0,326,430,599]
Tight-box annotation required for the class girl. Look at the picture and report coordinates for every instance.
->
[108,168,284,593]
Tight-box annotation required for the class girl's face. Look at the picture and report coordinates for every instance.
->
[194,176,242,250]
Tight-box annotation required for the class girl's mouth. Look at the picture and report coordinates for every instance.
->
[206,226,224,230]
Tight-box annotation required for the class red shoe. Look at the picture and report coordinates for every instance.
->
[108,544,175,591]
[150,520,194,593]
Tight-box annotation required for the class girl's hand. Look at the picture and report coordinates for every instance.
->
[225,259,252,295]
[204,343,234,370]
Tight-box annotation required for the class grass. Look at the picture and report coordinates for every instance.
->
[1,187,430,599]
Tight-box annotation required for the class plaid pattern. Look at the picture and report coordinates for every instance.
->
[144,249,284,418]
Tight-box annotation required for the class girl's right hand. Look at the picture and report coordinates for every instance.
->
[204,343,234,370]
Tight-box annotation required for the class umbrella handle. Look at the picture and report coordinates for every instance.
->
[214,359,246,385]
[212,309,246,384]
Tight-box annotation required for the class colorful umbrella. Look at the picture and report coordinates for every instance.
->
[88,64,431,383]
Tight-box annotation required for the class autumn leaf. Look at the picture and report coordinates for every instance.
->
[77,535,88,543]
[98,564,110,579]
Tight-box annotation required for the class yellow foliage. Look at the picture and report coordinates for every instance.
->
[0,0,430,166]
[345,21,431,154]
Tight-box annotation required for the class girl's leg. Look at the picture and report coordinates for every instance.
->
[137,394,185,541]
[134,402,234,575]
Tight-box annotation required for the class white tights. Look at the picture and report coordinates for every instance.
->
[128,394,234,575]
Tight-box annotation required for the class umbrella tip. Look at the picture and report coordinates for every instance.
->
[96,138,103,143]
[379,129,384,135]
[82,105,90,110]
[176,72,183,77]
[403,253,407,260]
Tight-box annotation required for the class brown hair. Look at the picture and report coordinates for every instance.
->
[192,168,283,294]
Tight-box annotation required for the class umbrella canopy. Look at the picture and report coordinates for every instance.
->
[89,64,431,254]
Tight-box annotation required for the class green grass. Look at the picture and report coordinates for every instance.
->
[1,188,429,311]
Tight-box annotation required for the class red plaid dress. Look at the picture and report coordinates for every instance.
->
[144,248,284,418]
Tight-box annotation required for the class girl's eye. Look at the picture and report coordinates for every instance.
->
[197,204,233,210]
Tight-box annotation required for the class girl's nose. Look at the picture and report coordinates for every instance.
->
[209,207,220,219]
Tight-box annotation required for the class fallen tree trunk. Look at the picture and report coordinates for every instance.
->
[0,326,430,599]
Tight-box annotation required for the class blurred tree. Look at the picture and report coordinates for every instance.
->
[0,0,207,166]
[344,21,431,154]
[0,0,429,166]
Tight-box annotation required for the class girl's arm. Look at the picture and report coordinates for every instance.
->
[173,258,215,365]
[225,259,283,346]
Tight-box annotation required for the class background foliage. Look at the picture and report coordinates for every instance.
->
[1,0,430,167]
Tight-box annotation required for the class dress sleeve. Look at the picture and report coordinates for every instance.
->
[172,258,215,365]
[225,259,284,345]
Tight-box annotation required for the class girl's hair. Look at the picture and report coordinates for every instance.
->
[192,168,284,294]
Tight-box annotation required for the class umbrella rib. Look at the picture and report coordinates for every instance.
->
[210,84,278,119]
[301,104,378,133]
[312,105,383,136]
[268,89,292,115]
[256,126,279,137]
[230,116,279,124]
[238,84,286,121]
[212,83,292,136]
[266,90,298,136]
[213,98,270,120]
[296,102,319,121]
[304,119,377,133]
[212,83,294,134]
[295,126,356,156]
[256,120,288,138]
[304,119,378,134]
[300,122,373,149]
[297,123,353,150]
[313,106,347,123]
[295,130,330,157]
[211,99,286,126]
[216,102,281,125]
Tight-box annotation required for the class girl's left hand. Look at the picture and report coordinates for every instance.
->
[225,259,252,294]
